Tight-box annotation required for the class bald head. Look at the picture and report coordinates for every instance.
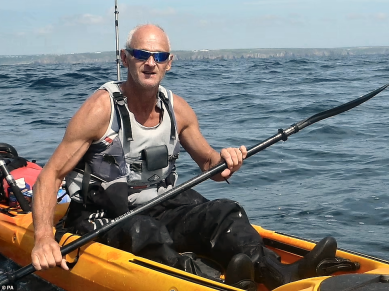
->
[125,24,171,52]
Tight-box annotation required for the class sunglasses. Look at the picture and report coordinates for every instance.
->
[126,48,171,63]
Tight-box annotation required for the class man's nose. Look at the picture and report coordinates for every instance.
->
[145,55,156,66]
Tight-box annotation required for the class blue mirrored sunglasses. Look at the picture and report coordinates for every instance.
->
[126,48,171,63]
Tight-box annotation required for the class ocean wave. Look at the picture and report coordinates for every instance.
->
[28,77,67,89]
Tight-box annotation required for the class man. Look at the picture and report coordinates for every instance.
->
[31,24,337,290]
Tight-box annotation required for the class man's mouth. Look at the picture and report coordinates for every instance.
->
[142,71,156,76]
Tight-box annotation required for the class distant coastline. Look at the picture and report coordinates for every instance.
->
[0,46,388,65]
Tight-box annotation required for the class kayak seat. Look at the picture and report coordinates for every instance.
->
[0,143,18,159]
[225,253,257,290]
[255,236,338,290]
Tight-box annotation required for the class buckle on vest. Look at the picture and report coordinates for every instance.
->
[113,92,126,105]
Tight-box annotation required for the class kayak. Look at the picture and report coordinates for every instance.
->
[0,201,388,291]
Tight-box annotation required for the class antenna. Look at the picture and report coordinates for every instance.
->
[114,0,120,81]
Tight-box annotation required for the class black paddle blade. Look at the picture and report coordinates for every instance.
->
[295,84,389,130]
[247,84,389,158]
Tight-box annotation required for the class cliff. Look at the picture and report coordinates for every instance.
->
[0,47,388,65]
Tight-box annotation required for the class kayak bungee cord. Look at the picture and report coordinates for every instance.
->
[0,83,388,286]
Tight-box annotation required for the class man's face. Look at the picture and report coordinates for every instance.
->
[122,26,172,90]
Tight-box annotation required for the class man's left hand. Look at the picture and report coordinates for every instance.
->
[220,145,247,179]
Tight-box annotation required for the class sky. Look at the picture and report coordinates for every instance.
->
[0,0,388,56]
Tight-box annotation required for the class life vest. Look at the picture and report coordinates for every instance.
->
[66,81,180,207]
[2,160,42,208]
[1,156,70,208]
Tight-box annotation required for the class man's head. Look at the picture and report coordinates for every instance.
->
[121,24,173,90]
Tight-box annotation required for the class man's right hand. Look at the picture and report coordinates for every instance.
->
[31,236,69,271]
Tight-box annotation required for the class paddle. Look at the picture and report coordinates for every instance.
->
[0,84,388,286]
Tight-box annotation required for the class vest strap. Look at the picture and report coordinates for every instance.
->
[112,92,133,142]
[159,91,176,140]
[81,163,92,208]
[112,91,132,156]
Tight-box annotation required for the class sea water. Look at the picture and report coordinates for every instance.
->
[0,53,388,290]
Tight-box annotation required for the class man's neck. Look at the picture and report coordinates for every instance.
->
[120,80,159,115]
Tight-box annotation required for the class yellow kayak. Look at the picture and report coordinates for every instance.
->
[0,202,388,291]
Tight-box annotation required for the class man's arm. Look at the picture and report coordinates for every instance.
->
[31,90,111,271]
[174,94,247,181]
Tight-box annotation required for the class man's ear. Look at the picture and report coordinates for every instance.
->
[120,49,129,68]
[165,55,173,71]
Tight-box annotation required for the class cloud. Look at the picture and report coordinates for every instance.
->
[34,24,54,35]
[373,13,388,21]
[252,15,283,25]
[347,12,389,22]
[15,31,26,37]
[243,0,307,5]
[61,13,109,26]
[198,19,210,27]
[347,13,366,20]
[108,4,177,21]
[249,14,306,26]
[319,18,336,24]
[286,13,305,25]
[150,7,176,17]
[78,13,107,25]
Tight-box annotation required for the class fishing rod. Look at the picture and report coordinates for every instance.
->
[0,83,388,286]
[114,0,120,81]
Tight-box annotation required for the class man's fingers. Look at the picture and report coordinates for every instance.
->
[234,148,243,166]
[38,252,51,270]
[221,149,232,169]
[43,249,57,269]
[219,146,247,179]
[31,239,66,271]
[226,148,242,167]
[240,145,248,159]
[60,258,69,271]
[231,148,240,167]
[221,168,232,178]
[31,253,43,271]
[52,243,64,265]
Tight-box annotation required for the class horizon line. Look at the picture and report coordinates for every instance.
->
[1,45,388,57]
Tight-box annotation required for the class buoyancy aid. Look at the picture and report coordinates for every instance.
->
[1,159,42,208]
[66,81,180,208]
[1,147,70,208]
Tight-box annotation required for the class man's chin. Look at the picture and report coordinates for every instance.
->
[139,79,160,89]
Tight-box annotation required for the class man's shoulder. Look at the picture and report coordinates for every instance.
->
[171,92,190,110]
[170,92,198,132]
[156,85,192,113]
[99,81,123,94]
[89,88,111,104]
[81,89,111,119]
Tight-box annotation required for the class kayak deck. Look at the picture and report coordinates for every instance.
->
[0,202,388,291]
